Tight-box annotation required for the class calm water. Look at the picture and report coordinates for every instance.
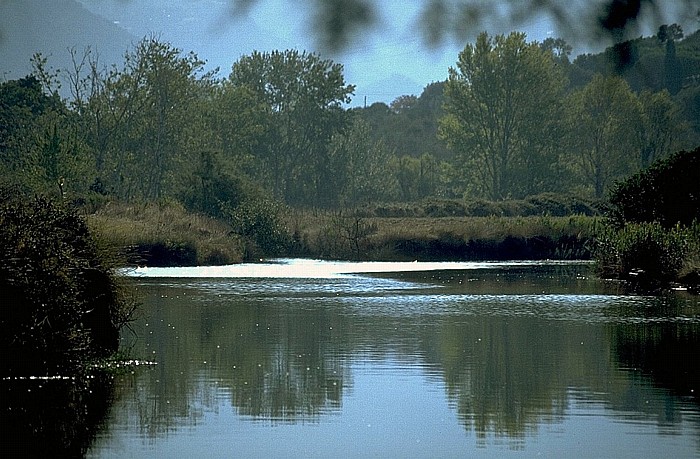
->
[5,260,700,457]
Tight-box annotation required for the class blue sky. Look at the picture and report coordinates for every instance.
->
[77,1,565,104]
[75,1,700,105]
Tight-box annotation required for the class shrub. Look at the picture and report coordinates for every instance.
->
[595,222,691,286]
[607,147,700,228]
[596,147,700,288]
[0,186,135,374]
[227,198,290,258]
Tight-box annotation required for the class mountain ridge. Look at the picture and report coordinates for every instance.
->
[0,0,136,81]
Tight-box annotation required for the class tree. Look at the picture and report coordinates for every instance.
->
[328,117,398,206]
[355,83,450,163]
[440,32,567,200]
[228,49,354,208]
[0,74,92,197]
[566,74,643,198]
[75,37,213,201]
[657,24,684,95]
[638,89,686,168]
[539,37,573,65]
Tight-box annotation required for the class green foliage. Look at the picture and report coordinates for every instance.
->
[229,49,354,208]
[73,37,214,201]
[638,89,687,167]
[607,147,700,229]
[227,198,290,258]
[0,186,134,374]
[596,147,700,288]
[328,117,399,206]
[0,75,92,197]
[595,222,692,286]
[355,82,450,161]
[566,74,644,198]
[177,151,249,220]
[441,31,568,200]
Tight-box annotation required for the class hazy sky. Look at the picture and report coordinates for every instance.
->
[59,1,700,105]
[76,0,569,104]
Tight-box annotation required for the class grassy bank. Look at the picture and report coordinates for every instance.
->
[289,212,600,261]
[85,200,245,266]
[84,201,601,266]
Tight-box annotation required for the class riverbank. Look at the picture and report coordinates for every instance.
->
[89,203,700,292]
[85,200,600,266]
[287,212,599,261]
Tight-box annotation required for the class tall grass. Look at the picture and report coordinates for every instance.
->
[85,199,244,266]
[286,210,600,261]
[85,200,604,265]
[595,221,700,287]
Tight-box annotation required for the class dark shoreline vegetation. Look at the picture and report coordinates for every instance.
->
[594,148,700,290]
[0,185,136,375]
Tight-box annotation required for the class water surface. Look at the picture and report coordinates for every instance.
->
[74,260,700,456]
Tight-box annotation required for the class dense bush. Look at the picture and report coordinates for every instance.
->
[607,147,700,228]
[0,186,134,374]
[596,147,700,288]
[227,198,290,259]
[595,222,693,286]
[178,152,250,220]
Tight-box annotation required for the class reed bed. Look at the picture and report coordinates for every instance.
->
[85,200,244,266]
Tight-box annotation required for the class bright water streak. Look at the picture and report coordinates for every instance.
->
[124,258,586,278]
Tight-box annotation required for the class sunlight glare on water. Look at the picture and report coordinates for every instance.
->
[125,258,587,278]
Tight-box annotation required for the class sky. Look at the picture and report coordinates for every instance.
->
[76,0,570,105]
[16,0,700,106]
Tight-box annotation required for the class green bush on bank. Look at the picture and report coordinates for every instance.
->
[607,148,700,229]
[595,222,696,286]
[595,147,700,288]
[0,186,136,375]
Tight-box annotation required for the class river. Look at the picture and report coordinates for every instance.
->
[5,259,700,457]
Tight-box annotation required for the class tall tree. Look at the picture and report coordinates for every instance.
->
[440,32,567,200]
[75,37,213,201]
[657,24,684,95]
[228,50,354,208]
[0,74,91,196]
[566,74,643,198]
[328,117,398,206]
[638,89,686,168]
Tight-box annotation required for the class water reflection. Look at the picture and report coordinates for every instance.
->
[86,261,700,457]
[1,371,116,457]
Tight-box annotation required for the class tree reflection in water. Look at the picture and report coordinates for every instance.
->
[1,371,115,456]
[84,266,700,455]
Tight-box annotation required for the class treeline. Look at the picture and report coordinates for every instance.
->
[2,28,699,210]
[355,28,700,201]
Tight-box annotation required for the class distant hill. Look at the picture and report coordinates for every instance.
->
[570,28,700,93]
[0,0,136,82]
